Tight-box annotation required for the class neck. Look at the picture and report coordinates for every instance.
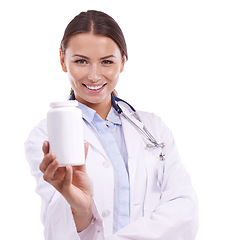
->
[87,100,111,120]
[73,93,112,120]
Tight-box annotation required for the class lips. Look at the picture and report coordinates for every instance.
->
[83,83,107,91]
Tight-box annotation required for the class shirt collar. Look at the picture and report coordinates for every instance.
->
[106,107,122,125]
[76,100,121,125]
[77,101,96,123]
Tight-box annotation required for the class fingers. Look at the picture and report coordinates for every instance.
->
[39,151,56,173]
[42,159,60,182]
[42,141,49,155]
[40,142,89,185]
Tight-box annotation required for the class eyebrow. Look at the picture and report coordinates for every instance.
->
[72,54,116,60]
[100,55,116,60]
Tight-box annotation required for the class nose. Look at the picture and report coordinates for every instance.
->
[88,64,101,82]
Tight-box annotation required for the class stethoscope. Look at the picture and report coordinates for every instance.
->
[111,94,166,186]
[111,94,166,161]
[69,92,166,161]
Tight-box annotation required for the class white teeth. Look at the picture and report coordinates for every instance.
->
[85,84,105,90]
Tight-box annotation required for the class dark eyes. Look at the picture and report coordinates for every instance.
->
[75,59,87,64]
[74,59,113,65]
[101,60,113,65]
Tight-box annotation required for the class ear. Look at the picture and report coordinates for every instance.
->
[120,56,126,73]
[59,48,67,72]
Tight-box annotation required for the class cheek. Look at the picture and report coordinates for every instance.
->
[68,65,87,81]
[103,66,121,80]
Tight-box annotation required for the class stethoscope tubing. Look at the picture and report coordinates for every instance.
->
[111,94,162,149]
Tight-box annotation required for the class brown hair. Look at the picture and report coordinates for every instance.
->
[60,10,128,97]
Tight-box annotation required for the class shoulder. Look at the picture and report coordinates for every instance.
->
[137,110,161,123]
[136,110,174,145]
[25,119,48,176]
[25,119,48,147]
[137,110,165,131]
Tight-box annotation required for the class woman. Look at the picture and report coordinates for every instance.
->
[25,10,198,240]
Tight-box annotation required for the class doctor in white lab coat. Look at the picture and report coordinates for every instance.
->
[25,10,198,240]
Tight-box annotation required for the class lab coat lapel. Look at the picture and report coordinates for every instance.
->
[121,115,143,165]
[118,104,144,171]
[120,107,146,179]
[120,109,148,220]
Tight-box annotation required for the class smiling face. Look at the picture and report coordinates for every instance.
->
[60,33,125,118]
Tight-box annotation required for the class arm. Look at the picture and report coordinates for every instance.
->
[25,118,198,240]
[25,120,95,240]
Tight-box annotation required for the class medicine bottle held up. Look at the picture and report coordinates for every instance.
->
[47,100,85,166]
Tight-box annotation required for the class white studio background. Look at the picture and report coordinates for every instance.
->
[0,0,239,239]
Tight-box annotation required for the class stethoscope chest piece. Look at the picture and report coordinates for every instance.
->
[146,142,166,161]
[159,142,166,161]
[160,142,166,148]
[146,142,166,150]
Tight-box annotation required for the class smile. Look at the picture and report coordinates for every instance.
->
[83,83,107,90]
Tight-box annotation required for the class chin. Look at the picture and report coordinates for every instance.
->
[81,94,109,106]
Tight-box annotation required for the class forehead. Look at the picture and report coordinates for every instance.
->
[65,33,121,58]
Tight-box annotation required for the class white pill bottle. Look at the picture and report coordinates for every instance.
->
[47,100,85,166]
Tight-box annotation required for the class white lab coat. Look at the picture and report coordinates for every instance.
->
[25,102,198,240]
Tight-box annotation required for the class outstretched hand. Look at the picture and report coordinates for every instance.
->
[40,141,93,231]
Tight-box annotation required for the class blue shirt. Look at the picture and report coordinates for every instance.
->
[77,101,130,233]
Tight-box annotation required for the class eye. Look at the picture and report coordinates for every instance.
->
[75,59,88,64]
[101,60,113,65]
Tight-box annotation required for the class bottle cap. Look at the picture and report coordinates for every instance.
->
[50,100,78,108]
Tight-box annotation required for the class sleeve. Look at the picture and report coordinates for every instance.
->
[77,200,105,239]
[24,120,81,240]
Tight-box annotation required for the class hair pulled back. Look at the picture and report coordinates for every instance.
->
[60,10,128,60]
